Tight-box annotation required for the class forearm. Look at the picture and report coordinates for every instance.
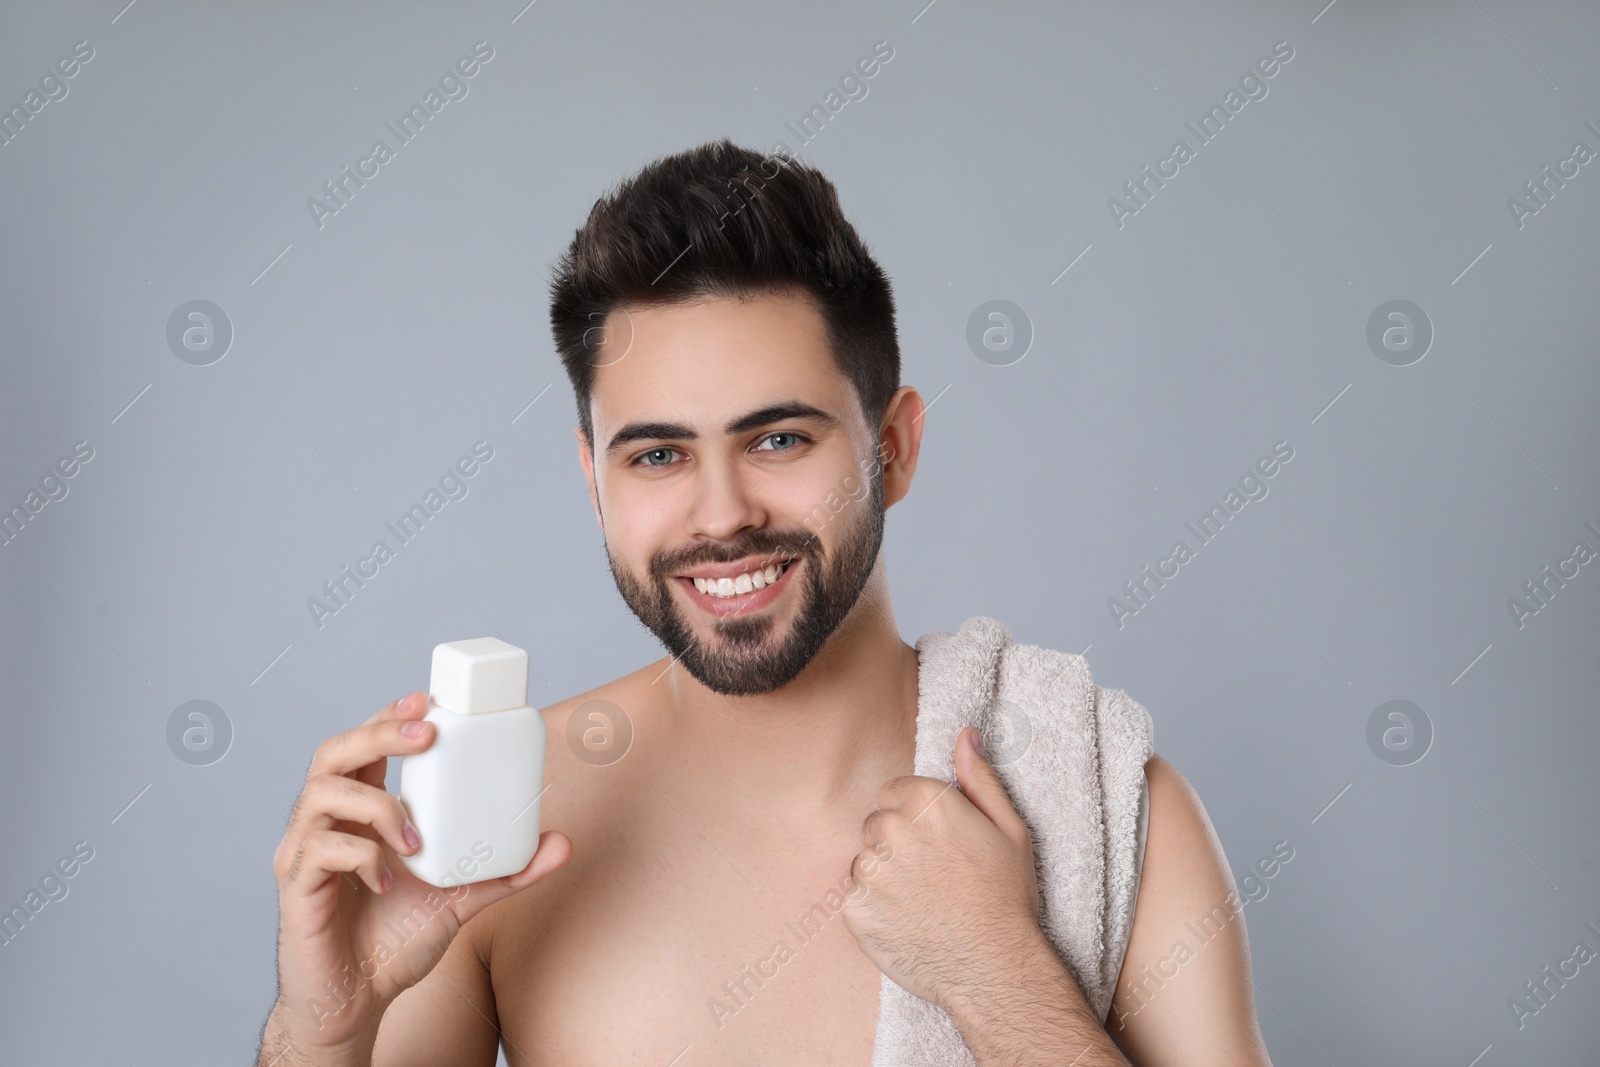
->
[945,931,1131,1067]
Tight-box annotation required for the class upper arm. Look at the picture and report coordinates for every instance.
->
[1105,755,1273,1067]
[371,917,504,1067]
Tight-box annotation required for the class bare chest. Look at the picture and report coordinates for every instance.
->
[491,822,885,1065]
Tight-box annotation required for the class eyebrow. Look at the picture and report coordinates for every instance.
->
[604,400,839,456]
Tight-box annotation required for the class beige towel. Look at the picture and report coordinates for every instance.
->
[870,616,1155,1065]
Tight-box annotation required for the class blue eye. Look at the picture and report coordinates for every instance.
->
[757,432,803,452]
[638,448,677,467]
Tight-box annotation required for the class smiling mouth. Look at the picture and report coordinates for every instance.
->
[688,559,794,598]
[675,557,800,615]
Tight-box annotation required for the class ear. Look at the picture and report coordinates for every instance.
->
[876,385,925,510]
[575,427,603,530]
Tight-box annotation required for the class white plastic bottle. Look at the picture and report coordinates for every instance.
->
[397,637,545,888]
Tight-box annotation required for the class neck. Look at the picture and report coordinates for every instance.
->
[655,562,920,827]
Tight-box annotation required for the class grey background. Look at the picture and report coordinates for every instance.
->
[2,0,1597,1064]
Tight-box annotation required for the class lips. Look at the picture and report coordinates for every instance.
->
[677,555,797,581]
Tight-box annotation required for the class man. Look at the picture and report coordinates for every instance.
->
[258,139,1273,1066]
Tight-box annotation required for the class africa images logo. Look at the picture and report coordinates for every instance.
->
[306,40,495,230]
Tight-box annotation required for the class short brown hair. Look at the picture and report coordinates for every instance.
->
[548,138,900,444]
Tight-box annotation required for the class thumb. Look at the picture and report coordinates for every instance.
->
[447,830,572,924]
[955,728,1024,833]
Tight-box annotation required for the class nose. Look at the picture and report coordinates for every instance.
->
[683,443,766,545]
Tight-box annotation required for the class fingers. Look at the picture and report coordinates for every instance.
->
[859,807,898,850]
[290,774,420,858]
[954,727,1029,838]
[450,832,574,926]
[876,774,958,821]
[279,700,429,877]
[849,848,878,892]
[873,762,1026,846]
[507,830,573,889]
[364,690,428,728]
[279,829,390,898]
[308,705,435,781]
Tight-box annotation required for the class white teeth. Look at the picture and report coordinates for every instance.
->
[691,561,789,599]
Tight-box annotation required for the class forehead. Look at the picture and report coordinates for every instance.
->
[589,289,858,433]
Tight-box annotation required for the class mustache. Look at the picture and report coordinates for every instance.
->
[650,528,822,579]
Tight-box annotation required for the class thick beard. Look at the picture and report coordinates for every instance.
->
[606,470,885,696]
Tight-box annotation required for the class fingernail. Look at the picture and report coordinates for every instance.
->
[971,729,984,755]
[404,821,421,850]
[402,720,425,739]
[397,692,415,713]
[379,863,393,891]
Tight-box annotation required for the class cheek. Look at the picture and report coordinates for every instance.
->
[599,478,682,561]
[779,465,861,536]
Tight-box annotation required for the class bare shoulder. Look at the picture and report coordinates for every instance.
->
[534,657,664,787]
[369,669,664,1067]
[537,655,662,755]
[1142,755,1222,871]
[1104,754,1273,1066]
[470,659,666,934]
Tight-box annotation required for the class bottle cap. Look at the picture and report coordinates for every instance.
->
[430,637,530,715]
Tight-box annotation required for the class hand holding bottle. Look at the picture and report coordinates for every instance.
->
[258,690,571,1066]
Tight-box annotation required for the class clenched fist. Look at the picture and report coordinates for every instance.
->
[842,727,1051,1016]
